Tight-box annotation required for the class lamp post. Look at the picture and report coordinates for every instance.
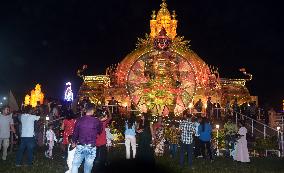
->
[216,124,220,156]
[1,96,7,107]
[277,126,281,151]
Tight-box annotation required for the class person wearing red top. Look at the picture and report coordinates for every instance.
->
[61,110,76,159]
[94,107,112,173]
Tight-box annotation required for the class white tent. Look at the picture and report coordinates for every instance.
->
[8,90,19,112]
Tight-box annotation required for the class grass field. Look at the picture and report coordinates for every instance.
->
[0,146,284,173]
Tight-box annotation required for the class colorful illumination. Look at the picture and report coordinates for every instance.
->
[150,0,177,39]
[64,82,74,102]
[24,84,44,107]
[76,0,252,115]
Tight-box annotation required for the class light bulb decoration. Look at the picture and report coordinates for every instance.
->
[64,82,74,102]
[75,0,252,115]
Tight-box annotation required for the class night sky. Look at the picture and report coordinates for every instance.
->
[0,0,283,110]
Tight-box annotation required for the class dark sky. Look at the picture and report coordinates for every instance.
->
[0,0,283,110]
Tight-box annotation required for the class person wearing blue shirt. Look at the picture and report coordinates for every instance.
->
[198,117,213,161]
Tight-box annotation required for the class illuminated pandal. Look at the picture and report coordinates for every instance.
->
[24,84,44,107]
[77,0,252,116]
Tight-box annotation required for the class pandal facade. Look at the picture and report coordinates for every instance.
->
[76,0,253,115]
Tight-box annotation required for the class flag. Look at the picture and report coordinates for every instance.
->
[8,90,19,112]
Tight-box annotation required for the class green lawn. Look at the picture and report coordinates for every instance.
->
[0,146,284,173]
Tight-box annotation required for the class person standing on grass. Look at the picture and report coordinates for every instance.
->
[166,123,179,158]
[45,124,57,159]
[198,117,213,161]
[16,106,40,166]
[179,111,195,168]
[124,112,137,159]
[0,106,17,161]
[66,136,76,173]
[105,125,113,152]
[153,116,165,156]
[71,103,102,173]
[193,117,202,158]
[94,106,112,172]
[61,110,77,159]
[137,111,154,165]
[234,121,250,163]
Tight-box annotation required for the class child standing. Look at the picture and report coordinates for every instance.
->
[45,124,57,159]
[65,136,76,173]
[105,126,114,152]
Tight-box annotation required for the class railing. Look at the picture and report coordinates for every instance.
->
[235,111,284,156]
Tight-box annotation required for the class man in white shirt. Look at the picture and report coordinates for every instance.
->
[16,106,40,166]
[0,106,17,160]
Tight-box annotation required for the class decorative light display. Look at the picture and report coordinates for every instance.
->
[24,84,44,107]
[150,0,177,39]
[64,82,74,102]
[76,0,253,116]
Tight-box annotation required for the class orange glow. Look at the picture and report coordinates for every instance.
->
[25,84,44,107]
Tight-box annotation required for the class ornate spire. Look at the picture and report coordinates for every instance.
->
[157,0,171,20]
[151,10,156,20]
[150,0,178,39]
[172,10,177,20]
[160,0,167,9]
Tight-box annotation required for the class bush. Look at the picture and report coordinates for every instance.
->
[253,136,278,155]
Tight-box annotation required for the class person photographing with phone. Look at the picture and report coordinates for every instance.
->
[93,106,112,173]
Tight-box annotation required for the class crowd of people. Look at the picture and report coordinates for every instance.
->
[2,96,280,172]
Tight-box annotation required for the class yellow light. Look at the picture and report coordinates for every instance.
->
[25,84,44,107]
[122,102,128,107]
[150,0,177,39]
